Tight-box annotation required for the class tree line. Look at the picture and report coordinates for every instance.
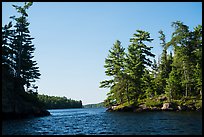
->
[100,21,202,107]
[83,102,104,108]
[38,94,82,109]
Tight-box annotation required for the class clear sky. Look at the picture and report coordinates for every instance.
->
[2,2,202,105]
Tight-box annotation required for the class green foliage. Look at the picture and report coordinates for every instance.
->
[2,2,40,93]
[37,94,82,109]
[125,30,155,102]
[100,40,127,106]
[153,30,173,95]
[165,21,202,99]
[195,100,202,109]
[145,98,162,108]
[100,21,202,110]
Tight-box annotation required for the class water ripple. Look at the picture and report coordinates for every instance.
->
[2,108,202,135]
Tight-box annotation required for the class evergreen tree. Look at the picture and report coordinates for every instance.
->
[10,2,40,92]
[151,59,158,78]
[165,49,183,100]
[100,40,126,105]
[158,30,168,78]
[2,22,16,75]
[100,21,202,109]
[2,2,40,93]
[191,25,202,97]
[155,30,172,95]
[166,51,173,74]
[125,30,155,103]
[142,69,155,98]
[165,21,201,98]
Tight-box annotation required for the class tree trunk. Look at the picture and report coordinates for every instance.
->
[183,61,188,97]
[126,81,130,105]
[17,28,23,78]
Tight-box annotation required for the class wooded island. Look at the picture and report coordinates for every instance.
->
[100,21,202,112]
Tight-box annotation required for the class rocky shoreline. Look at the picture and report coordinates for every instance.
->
[2,68,50,120]
[2,110,50,120]
[106,95,202,112]
[107,103,202,112]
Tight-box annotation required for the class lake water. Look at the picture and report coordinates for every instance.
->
[2,108,202,135]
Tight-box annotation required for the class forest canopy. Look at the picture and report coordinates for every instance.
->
[37,94,82,109]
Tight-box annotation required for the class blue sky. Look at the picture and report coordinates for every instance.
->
[2,2,202,105]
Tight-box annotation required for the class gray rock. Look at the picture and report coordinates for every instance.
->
[139,104,147,109]
[161,103,170,110]
[161,103,174,110]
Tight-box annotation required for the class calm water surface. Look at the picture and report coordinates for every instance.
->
[2,108,202,135]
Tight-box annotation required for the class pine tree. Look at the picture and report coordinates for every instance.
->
[10,2,41,92]
[100,40,126,105]
[165,66,182,101]
[2,2,41,93]
[142,69,155,98]
[2,22,16,75]
[166,21,195,97]
[125,30,155,103]
[191,25,202,97]
[155,30,171,95]
[166,51,173,74]
[100,21,202,109]
[151,59,158,78]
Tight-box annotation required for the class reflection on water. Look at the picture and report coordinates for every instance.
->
[2,108,202,135]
